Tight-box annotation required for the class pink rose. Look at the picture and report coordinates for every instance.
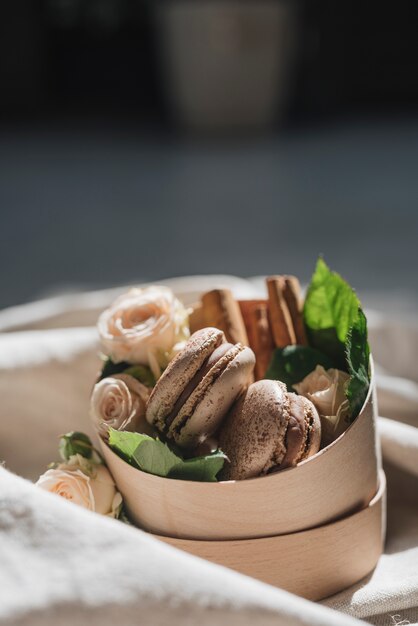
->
[36,455,122,517]
[294,365,351,445]
[90,373,152,440]
[98,286,190,377]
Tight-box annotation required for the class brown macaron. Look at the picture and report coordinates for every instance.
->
[219,379,321,481]
[146,327,255,450]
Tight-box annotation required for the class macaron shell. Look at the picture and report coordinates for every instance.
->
[146,327,224,431]
[171,344,255,450]
[219,379,289,481]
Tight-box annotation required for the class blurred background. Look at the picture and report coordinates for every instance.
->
[1,0,417,313]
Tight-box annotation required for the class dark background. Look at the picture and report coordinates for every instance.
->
[1,0,417,310]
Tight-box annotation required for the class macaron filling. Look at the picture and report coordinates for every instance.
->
[279,398,317,469]
[164,342,234,430]
[278,396,307,468]
[302,411,315,456]
[280,416,306,469]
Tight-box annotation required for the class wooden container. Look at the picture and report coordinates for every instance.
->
[100,363,380,540]
[157,471,386,601]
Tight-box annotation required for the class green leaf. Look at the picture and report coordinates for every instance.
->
[108,429,151,463]
[132,439,180,477]
[304,258,361,368]
[99,358,155,387]
[108,429,226,481]
[345,308,370,419]
[99,358,131,380]
[169,451,227,482]
[300,258,370,424]
[59,432,93,461]
[265,345,334,390]
[122,365,156,388]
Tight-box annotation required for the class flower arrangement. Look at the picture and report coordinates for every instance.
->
[35,258,370,519]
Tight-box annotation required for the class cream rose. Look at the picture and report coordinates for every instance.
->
[90,373,152,440]
[36,455,122,518]
[98,286,190,378]
[293,365,351,445]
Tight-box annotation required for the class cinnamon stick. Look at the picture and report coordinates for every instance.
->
[239,301,274,380]
[266,276,296,347]
[189,303,206,334]
[282,276,307,345]
[201,289,249,346]
[238,299,267,336]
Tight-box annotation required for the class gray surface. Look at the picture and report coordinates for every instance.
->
[1,118,417,310]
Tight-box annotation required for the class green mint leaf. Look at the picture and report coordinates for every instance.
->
[265,345,334,390]
[99,358,131,380]
[108,428,226,482]
[99,359,155,387]
[109,429,179,476]
[122,365,156,388]
[59,432,93,461]
[304,258,361,368]
[108,429,152,463]
[132,439,180,477]
[345,308,370,419]
[169,451,227,482]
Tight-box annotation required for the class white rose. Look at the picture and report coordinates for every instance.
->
[98,286,190,378]
[293,365,351,445]
[90,373,152,440]
[36,455,122,518]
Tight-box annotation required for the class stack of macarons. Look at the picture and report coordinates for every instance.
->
[146,327,321,480]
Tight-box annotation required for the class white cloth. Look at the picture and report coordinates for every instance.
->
[0,276,417,626]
